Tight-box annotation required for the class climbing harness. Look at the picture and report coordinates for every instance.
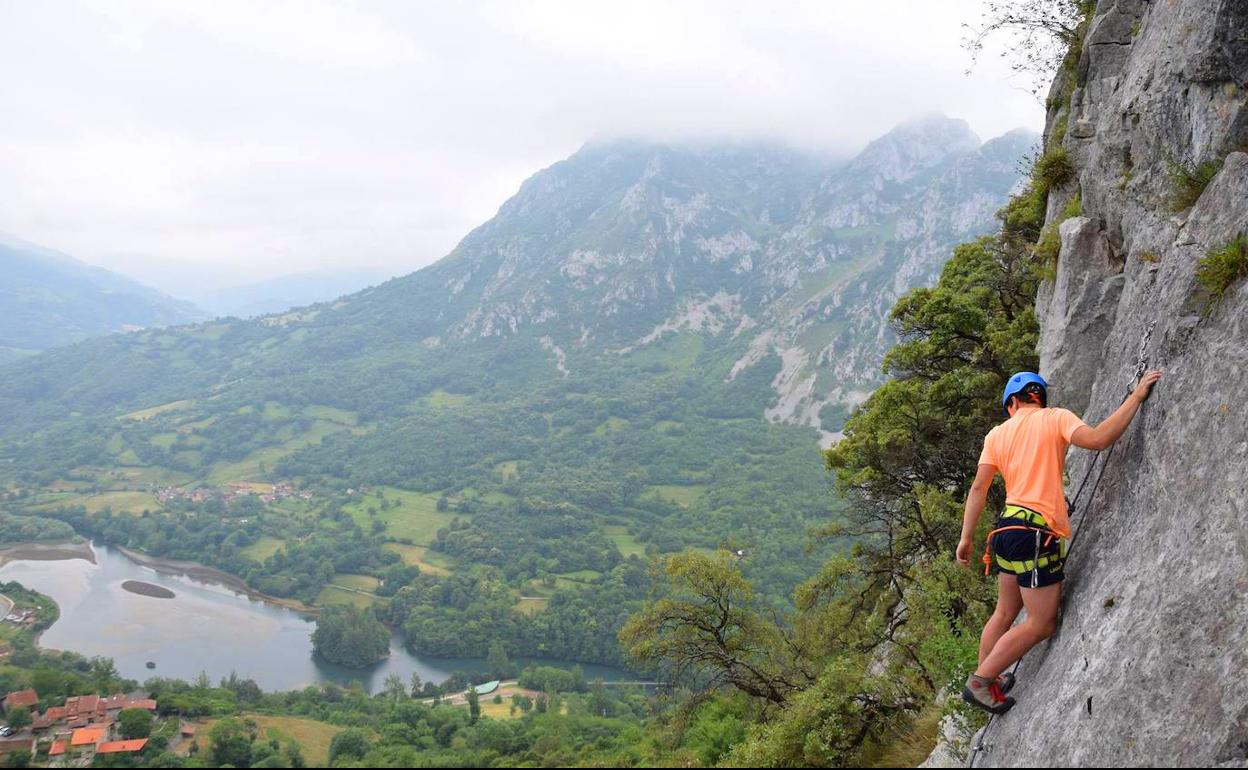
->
[980,505,1066,589]
[967,322,1158,768]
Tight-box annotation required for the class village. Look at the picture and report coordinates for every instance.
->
[154,481,313,507]
[0,688,183,766]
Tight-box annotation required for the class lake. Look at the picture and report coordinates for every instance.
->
[0,542,628,693]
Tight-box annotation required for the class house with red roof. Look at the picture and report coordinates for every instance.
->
[96,739,148,755]
[2,689,37,712]
[48,738,68,756]
[31,693,157,734]
[70,726,106,747]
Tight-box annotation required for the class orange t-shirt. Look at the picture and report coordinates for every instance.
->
[977,406,1087,538]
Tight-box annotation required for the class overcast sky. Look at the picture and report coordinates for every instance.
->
[0,0,1044,294]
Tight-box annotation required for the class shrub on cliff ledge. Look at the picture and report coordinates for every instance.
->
[1035,146,1076,190]
[1195,235,1248,312]
[1168,157,1225,211]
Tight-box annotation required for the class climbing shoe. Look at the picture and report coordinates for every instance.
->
[962,674,1015,715]
[997,671,1016,694]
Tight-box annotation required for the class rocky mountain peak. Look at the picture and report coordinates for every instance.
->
[369,118,1031,438]
[848,113,984,182]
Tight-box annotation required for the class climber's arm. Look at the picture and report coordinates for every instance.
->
[956,463,997,565]
[1070,370,1163,450]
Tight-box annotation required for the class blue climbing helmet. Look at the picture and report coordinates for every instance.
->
[1001,371,1048,415]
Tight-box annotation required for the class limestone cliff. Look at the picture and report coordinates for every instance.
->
[974,0,1248,766]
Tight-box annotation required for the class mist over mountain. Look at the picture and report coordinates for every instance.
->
[186,268,402,320]
[0,234,207,363]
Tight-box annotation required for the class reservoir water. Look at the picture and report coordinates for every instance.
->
[0,542,627,693]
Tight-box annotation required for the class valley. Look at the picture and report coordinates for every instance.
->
[0,119,1030,675]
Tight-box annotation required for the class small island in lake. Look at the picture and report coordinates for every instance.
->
[311,605,390,668]
[122,580,176,599]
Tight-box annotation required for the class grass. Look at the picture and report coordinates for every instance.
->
[496,460,519,482]
[458,487,513,505]
[644,484,706,507]
[1168,157,1224,212]
[332,574,380,591]
[195,716,342,767]
[315,584,379,609]
[592,417,629,436]
[242,537,286,562]
[150,432,179,449]
[426,389,469,408]
[383,543,455,575]
[120,400,193,422]
[304,405,358,425]
[622,332,705,370]
[479,699,522,719]
[344,487,461,544]
[33,490,158,515]
[262,401,293,421]
[514,596,549,616]
[604,526,647,558]
[1195,235,1248,313]
[205,420,346,484]
[113,465,194,487]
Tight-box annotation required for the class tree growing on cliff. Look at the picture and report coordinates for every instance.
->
[311,605,390,668]
[963,0,1094,95]
[620,550,813,706]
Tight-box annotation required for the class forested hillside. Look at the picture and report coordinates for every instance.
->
[0,119,1028,669]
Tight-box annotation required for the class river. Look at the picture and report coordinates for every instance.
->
[0,542,627,693]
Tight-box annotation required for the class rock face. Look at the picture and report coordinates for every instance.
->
[978,1,1248,766]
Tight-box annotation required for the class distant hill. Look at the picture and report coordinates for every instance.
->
[0,235,207,362]
[187,268,400,320]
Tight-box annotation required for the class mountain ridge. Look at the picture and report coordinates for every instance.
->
[343,117,1036,437]
[0,233,207,362]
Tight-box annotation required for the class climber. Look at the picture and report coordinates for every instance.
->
[954,369,1162,714]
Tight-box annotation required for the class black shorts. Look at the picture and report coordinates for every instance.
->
[991,522,1067,588]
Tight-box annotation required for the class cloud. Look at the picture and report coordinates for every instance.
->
[83,0,425,70]
[0,0,1044,289]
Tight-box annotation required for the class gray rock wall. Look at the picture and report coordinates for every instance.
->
[978,0,1248,766]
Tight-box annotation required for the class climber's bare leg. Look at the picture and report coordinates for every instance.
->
[975,582,1061,679]
[978,572,1023,665]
